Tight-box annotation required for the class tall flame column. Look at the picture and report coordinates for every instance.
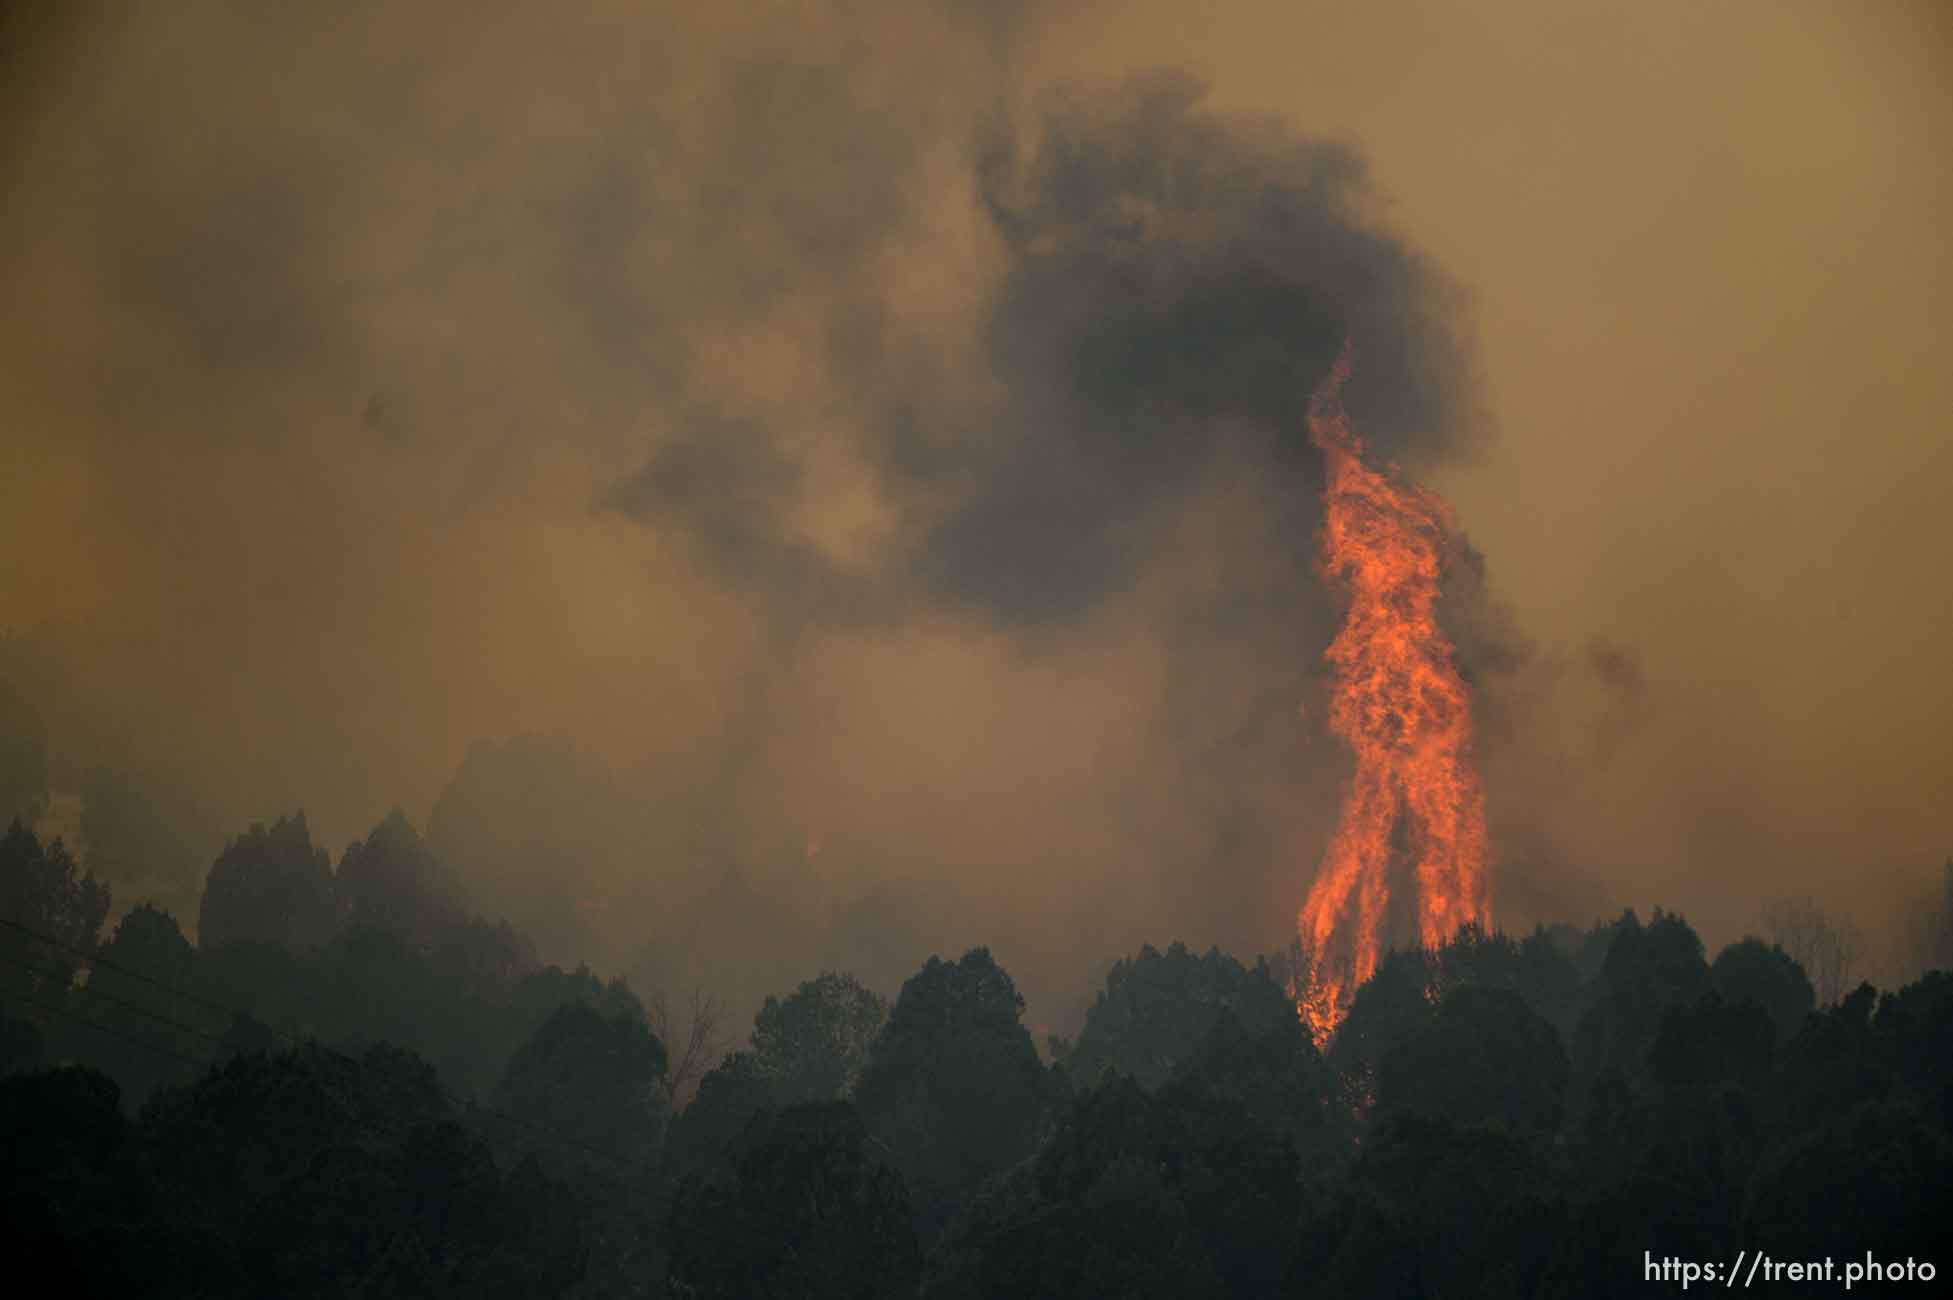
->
[1295,346,1491,1044]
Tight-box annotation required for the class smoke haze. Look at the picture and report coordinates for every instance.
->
[3,0,1948,1024]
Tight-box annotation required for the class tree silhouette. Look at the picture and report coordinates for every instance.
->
[1569,909,1710,1096]
[0,819,109,1003]
[1069,941,1297,1090]
[1330,1113,1564,1300]
[333,810,466,954]
[854,949,1052,1235]
[77,902,208,1103]
[751,970,886,1106]
[1375,985,1568,1138]
[0,1065,130,1293]
[664,1049,776,1185]
[1708,937,1815,1040]
[668,1101,920,1300]
[1744,1099,1953,1260]
[0,858,1945,1300]
[136,1044,585,1299]
[492,999,668,1173]
[199,813,338,955]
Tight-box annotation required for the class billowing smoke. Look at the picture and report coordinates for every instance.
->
[10,0,1938,1028]
[606,70,1475,628]
[0,0,1542,1024]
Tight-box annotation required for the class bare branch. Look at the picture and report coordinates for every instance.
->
[1758,896,1865,1006]
[650,986,725,1111]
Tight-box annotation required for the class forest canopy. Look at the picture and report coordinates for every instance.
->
[3,813,1948,1297]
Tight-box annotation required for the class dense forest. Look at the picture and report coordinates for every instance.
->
[3,811,1949,1298]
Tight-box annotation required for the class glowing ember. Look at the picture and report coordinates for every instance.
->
[1294,345,1491,1046]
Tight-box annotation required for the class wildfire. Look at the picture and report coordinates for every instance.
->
[1294,345,1490,1046]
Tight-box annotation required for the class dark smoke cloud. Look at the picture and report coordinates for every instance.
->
[609,71,1479,632]
[577,60,1504,1020]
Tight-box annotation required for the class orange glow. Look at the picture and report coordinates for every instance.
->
[1294,345,1491,1046]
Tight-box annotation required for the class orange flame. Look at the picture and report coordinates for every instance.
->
[1294,345,1490,1046]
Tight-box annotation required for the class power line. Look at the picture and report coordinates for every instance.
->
[0,920,1002,1263]
[2,975,945,1253]
[0,949,230,1045]
[0,991,206,1068]
[0,915,241,1019]
[0,914,670,1195]
[0,917,974,1242]
[1,984,856,1262]
[1,984,672,1210]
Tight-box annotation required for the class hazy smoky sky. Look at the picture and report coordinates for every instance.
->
[3,0,1948,1024]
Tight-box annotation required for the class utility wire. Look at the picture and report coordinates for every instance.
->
[3,950,965,1252]
[0,949,231,1045]
[0,915,998,1242]
[2,982,670,1211]
[1,991,207,1068]
[0,916,671,1197]
[0,915,240,1019]
[7,981,1013,1260]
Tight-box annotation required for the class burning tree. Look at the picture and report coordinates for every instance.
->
[1293,347,1492,1044]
